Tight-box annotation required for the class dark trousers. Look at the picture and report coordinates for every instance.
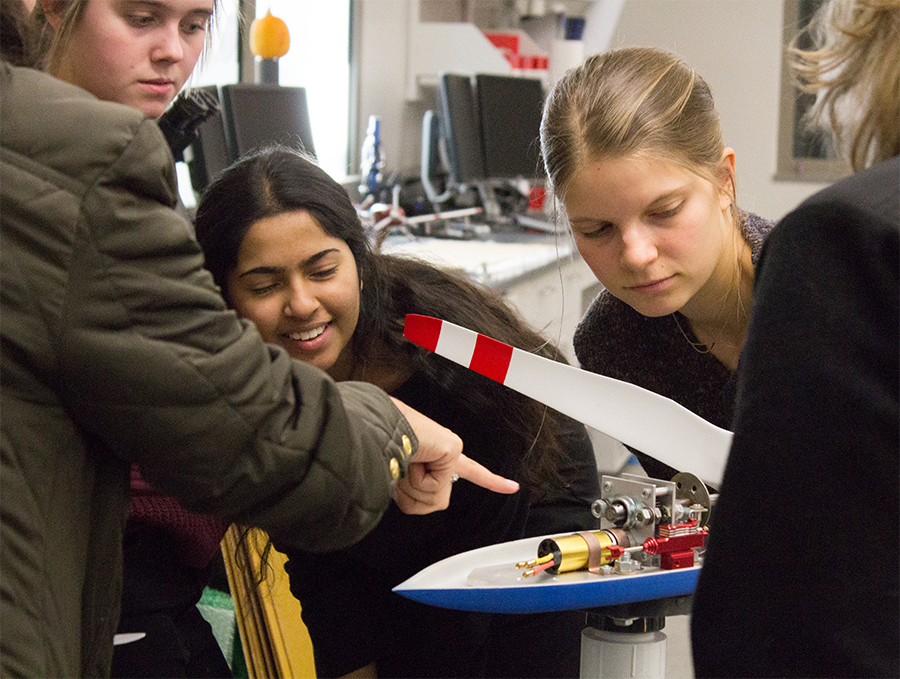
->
[112,527,232,679]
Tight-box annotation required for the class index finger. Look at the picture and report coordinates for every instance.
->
[455,453,520,494]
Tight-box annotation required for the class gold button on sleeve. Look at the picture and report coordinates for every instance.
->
[389,457,400,480]
[401,435,413,458]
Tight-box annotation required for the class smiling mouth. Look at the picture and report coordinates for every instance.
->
[287,324,328,342]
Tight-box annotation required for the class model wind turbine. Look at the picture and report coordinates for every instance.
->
[397,315,728,679]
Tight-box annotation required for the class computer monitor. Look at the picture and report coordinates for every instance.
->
[437,73,485,185]
[221,84,316,160]
[474,74,545,180]
[184,85,233,194]
[423,74,550,226]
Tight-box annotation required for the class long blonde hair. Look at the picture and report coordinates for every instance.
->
[790,0,900,171]
[540,47,735,207]
[31,0,86,73]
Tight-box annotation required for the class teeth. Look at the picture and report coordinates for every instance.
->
[289,325,326,341]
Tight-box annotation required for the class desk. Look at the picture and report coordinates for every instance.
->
[382,234,597,365]
[384,236,574,288]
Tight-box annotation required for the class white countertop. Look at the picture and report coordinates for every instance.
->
[382,236,576,288]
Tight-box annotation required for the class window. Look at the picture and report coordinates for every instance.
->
[191,0,240,87]
[190,0,351,181]
[250,1,351,180]
[776,0,851,182]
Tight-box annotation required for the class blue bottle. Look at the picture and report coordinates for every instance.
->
[359,115,385,197]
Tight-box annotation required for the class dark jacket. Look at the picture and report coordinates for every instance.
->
[0,64,415,678]
[692,157,900,677]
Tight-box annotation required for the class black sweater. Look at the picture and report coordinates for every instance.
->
[573,211,775,481]
[692,157,899,678]
[283,369,601,679]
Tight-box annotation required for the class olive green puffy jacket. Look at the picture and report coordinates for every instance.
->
[0,64,414,678]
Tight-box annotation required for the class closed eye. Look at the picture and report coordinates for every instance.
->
[652,203,683,220]
[127,13,156,28]
[570,216,614,238]
[309,266,339,279]
[182,12,212,35]
[183,21,208,35]
[249,283,279,296]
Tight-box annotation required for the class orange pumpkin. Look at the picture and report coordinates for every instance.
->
[249,9,290,60]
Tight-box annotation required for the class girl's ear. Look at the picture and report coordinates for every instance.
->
[717,147,736,210]
[40,0,65,29]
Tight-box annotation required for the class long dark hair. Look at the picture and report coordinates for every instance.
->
[195,146,572,489]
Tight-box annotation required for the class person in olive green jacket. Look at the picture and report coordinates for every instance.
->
[0,0,510,677]
[0,59,517,678]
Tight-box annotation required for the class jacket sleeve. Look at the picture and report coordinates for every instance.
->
[54,116,416,553]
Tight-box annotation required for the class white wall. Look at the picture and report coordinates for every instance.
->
[353,0,425,181]
[586,0,829,221]
[355,0,830,221]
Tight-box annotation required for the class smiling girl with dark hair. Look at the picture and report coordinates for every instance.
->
[196,145,602,679]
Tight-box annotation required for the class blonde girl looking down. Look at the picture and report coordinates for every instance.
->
[541,46,775,482]
[33,0,218,119]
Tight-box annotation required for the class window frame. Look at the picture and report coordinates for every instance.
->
[775,0,851,183]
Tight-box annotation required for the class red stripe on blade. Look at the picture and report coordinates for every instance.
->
[469,334,513,383]
[403,314,442,352]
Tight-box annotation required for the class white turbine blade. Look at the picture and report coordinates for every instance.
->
[404,314,730,487]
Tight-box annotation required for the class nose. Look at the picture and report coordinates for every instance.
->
[619,221,658,270]
[283,279,318,318]
[151,22,185,63]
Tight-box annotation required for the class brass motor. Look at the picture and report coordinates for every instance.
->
[518,529,631,577]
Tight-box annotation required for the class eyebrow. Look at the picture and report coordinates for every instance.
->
[237,249,340,279]
[117,1,214,21]
[645,188,686,209]
[569,187,688,226]
[185,7,214,22]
